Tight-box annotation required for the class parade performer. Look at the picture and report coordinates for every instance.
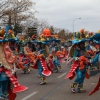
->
[85,32,100,70]
[52,49,63,72]
[0,26,27,100]
[16,51,30,74]
[84,32,100,95]
[17,35,25,54]
[49,39,63,72]
[66,41,90,93]
[90,40,100,69]
[88,33,100,95]
[60,46,68,61]
[26,40,51,85]
[65,29,91,93]
[39,28,62,73]
[15,36,31,74]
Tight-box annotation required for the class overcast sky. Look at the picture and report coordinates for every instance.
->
[32,0,100,32]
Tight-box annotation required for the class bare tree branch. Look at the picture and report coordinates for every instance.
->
[0,0,36,25]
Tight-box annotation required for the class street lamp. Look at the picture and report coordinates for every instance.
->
[73,18,81,33]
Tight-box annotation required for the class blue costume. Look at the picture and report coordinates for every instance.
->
[87,41,100,69]
[33,41,51,84]
[0,70,9,99]
[37,48,45,77]
[0,26,14,99]
[20,55,30,74]
[67,42,90,93]
[0,25,27,100]
[50,42,62,73]
[34,43,49,85]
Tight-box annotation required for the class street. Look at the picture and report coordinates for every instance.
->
[16,63,100,100]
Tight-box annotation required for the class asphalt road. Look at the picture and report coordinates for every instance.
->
[16,63,100,100]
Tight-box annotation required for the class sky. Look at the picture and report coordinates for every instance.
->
[32,0,100,32]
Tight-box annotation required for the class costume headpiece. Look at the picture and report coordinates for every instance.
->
[42,28,51,37]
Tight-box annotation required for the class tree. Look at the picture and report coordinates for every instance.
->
[58,29,66,39]
[0,0,36,25]
[37,19,50,34]
[57,29,73,41]
[24,19,50,35]
[13,23,22,36]
[49,26,55,35]
[53,27,62,34]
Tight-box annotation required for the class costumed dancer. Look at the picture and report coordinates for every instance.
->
[31,41,51,85]
[49,39,63,73]
[60,46,68,61]
[88,32,100,95]
[27,36,36,52]
[15,36,31,74]
[83,31,100,95]
[66,42,90,93]
[85,31,100,70]
[90,40,100,70]
[40,28,62,73]
[65,29,90,93]
[0,26,27,100]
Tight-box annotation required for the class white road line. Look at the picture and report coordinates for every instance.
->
[21,91,38,100]
[17,69,21,70]
[91,83,95,85]
[57,73,67,78]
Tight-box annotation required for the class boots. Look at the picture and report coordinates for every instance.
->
[23,68,26,74]
[98,62,100,69]
[53,67,58,73]
[28,67,31,73]
[71,83,77,93]
[77,84,86,93]
[39,76,46,85]
[58,66,62,72]
[97,65,100,70]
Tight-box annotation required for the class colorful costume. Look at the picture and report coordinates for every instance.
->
[46,54,54,73]
[0,26,27,100]
[15,36,31,74]
[16,53,30,74]
[66,29,90,93]
[66,50,90,93]
[90,41,100,69]
[88,33,100,95]
[49,41,62,72]
[28,41,51,85]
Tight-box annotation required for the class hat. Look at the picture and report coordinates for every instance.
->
[42,28,51,37]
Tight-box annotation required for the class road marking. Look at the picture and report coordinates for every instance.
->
[17,69,21,70]
[57,72,67,78]
[21,91,38,100]
[91,83,95,85]
[39,80,66,100]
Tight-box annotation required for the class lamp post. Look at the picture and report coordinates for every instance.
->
[73,18,81,34]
